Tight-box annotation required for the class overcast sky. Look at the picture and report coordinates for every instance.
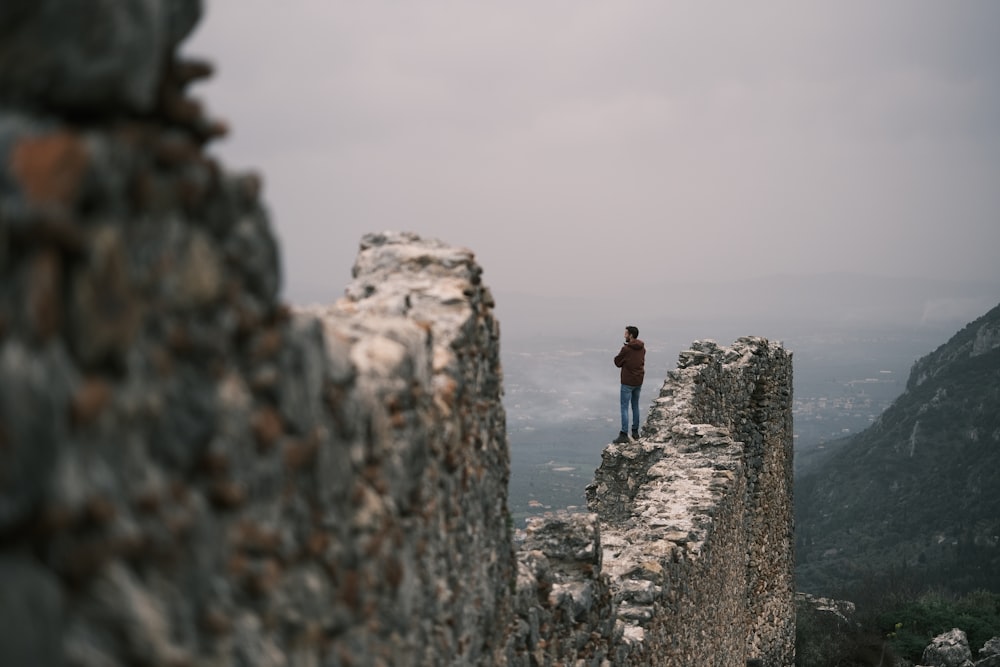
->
[184,2,1000,321]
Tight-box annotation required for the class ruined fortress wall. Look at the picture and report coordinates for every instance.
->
[298,232,514,665]
[0,78,513,667]
[587,339,795,665]
[1,5,793,666]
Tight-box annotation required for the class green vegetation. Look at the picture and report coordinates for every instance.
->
[795,336,1000,596]
[875,588,1000,663]
[796,586,1000,666]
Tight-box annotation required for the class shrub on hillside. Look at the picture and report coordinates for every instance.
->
[875,588,1000,662]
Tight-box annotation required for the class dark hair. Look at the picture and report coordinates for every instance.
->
[626,325,639,338]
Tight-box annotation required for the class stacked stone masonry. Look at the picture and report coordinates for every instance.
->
[0,3,795,666]
[586,338,795,665]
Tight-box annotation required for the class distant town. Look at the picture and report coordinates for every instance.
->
[793,369,900,445]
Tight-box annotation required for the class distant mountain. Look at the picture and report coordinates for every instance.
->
[795,301,1000,596]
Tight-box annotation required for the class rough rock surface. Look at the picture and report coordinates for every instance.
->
[922,628,974,667]
[297,231,513,664]
[796,592,856,627]
[976,637,1000,667]
[507,511,618,665]
[588,338,795,665]
[0,3,797,666]
[0,0,202,114]
[918,630,1000,667]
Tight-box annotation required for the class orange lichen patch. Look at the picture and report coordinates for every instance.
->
[433,377,458,417]
[236,520,282,555]
[251,327,283,361]
[339,568,361,612]
[227,553,249,578]
[385,556,403,590]
[306,530,329,558]
[200,606,232,636]
[251,404,284,451]
[283,432,319,470]
[70,376,112,426]
[9,131,90,207]
[247,558,282,596]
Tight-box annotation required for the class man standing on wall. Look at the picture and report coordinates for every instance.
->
[613,325,645,444]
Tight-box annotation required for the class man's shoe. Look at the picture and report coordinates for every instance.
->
[613,431,630,444]
[631,430,640,441]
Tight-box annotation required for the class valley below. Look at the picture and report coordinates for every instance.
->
[503,322,954,525]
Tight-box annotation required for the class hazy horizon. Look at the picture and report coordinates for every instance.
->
[185,2,1000,338]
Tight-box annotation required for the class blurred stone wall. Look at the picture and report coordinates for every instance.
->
[0,2,514,663]
[297,231,513,665]
[0,3,793,666]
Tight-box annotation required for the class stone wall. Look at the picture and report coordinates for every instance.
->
[504,338,795,667]
[587,338,796,665]
[1,4,794,666]
[297,232,514,665]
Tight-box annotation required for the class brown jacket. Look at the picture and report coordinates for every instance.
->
[614,339,645,386]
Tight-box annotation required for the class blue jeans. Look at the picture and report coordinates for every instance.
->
[620,384,641,433]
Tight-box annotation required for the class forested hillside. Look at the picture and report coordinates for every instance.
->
[796,302,1000,596]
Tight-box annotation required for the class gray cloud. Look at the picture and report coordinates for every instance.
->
[185,1,1000,317]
